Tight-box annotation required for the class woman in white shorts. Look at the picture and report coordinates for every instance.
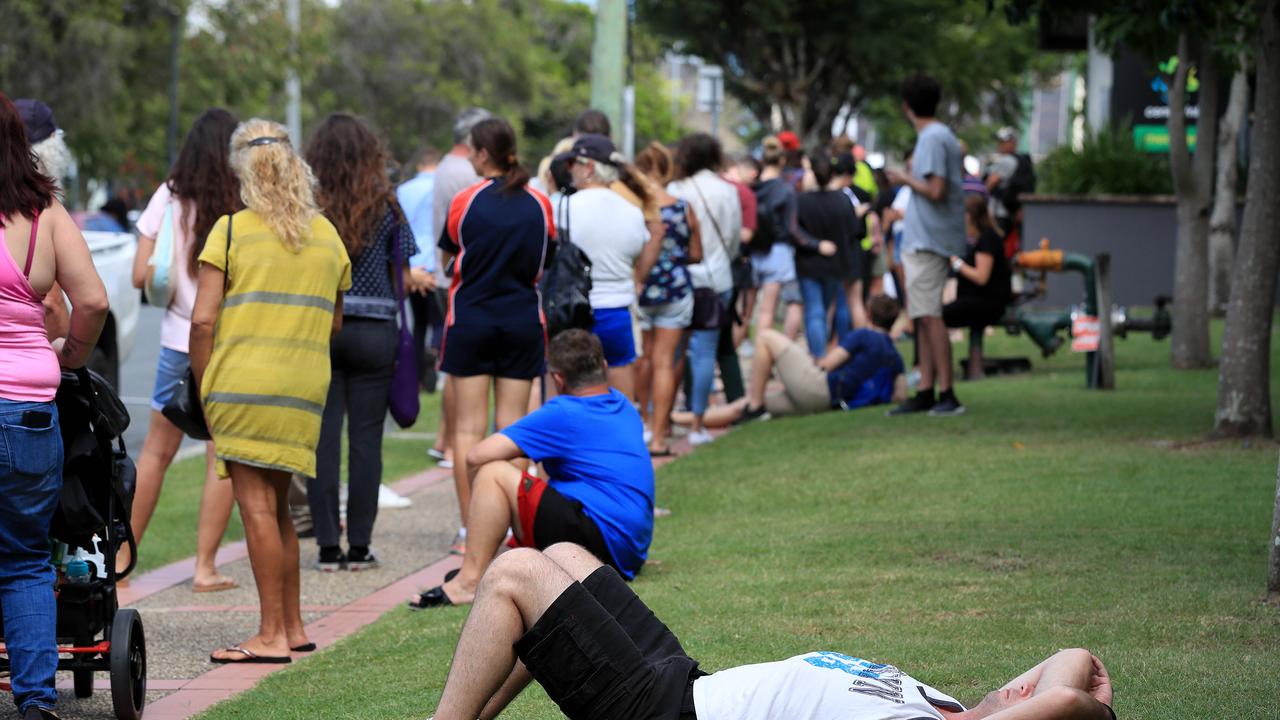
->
[634,143,702,456]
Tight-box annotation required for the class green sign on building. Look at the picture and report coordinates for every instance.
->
[1133,124,1197,153]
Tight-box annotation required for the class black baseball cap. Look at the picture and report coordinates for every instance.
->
[16,99,57,144]
[553,133,620,167]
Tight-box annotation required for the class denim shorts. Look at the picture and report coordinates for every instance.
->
[637,293,693,331]
[592,306,638,367]
[751,243,797,286]
[151,346,191,411]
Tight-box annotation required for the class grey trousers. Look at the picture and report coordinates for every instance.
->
[309,317,398,548]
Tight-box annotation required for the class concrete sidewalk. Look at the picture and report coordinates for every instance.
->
[46,426,714,720]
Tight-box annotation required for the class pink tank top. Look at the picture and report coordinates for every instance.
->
[0,212,61,402]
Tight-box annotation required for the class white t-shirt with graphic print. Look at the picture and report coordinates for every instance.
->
[693,651,966,720]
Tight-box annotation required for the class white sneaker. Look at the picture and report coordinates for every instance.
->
[378,484,412,509]
[438,458,454,470]
[643,428,654,444]
[688,429,715,446]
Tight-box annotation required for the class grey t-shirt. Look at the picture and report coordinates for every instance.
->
[901,122,965,258]
[431,152,480,283]
[987,153,1019,219]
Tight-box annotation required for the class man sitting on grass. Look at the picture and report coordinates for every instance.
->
[409,330,654,609]
[675,295,906,428]
[426,543,1116,720]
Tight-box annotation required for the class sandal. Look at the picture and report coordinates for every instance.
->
[291,643,317,652]
[193,576,239,593]
[408,585,455,610]
[648,447,674,458]
[210,645,291,664]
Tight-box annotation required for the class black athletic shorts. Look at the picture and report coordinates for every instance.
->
[439,316,545,379]
[512,474,616,574]
[515,566,704,720]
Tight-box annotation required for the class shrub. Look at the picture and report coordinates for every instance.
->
[1037,126,1173,195]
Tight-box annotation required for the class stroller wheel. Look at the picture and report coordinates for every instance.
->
[73,668,94,698]
[109,609,146,720]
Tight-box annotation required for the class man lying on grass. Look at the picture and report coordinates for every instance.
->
[410,330,654,609]
[427,542,1116,720]
[674,294,907,428]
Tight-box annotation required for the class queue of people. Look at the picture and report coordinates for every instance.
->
[0,70,1029,716]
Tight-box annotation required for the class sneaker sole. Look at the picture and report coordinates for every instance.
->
[347,562,380,571]
[928,406,967,417]
[315,563,345,572]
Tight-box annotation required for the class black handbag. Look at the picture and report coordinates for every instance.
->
[542,194,594,337]
[690,287,725,330]
[163,214,232,440]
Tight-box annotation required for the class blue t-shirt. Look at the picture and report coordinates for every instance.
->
[500,388,654,578]
[826,330,904,409]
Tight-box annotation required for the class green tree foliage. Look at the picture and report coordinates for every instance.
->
[636,0,1057,147]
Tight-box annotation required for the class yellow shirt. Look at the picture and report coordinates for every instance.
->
[198,210,352,477]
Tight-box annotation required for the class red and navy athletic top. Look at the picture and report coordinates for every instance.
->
[438,178,555,329]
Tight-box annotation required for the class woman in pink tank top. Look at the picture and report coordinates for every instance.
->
[0,91,109,720]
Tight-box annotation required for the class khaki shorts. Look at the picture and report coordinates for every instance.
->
[764,342,833,417]
[902,250,949,319]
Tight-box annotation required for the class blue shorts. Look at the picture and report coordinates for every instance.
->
[591,306,637,367]
[151,347,190,411]
[751,243,797,286]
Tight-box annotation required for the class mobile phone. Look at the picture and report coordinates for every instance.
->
[20,410,52,429]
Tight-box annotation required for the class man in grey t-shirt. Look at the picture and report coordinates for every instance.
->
[886,74,966,416]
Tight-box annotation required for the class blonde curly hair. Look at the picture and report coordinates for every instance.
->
[229,119,318,252]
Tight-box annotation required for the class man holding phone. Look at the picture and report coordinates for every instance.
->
[885,74,967,417]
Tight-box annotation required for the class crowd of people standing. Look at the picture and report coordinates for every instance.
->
[0,69,1030,716]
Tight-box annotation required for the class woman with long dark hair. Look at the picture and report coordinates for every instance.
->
[126,108,242,591]
[193,119,351,663]
[943,194,1011,379]
[409,117,553,608]
[303,113,418,571]
[0,90,108,720]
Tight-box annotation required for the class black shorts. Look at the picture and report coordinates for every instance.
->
[515,566,703,720]
[512,474,615,575]
[439,315,545,379]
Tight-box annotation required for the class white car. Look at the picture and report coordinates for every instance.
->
[83,229,138,389]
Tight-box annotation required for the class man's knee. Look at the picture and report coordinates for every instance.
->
[473,458,523,489]
[482,547,547,594]
[543,543,604,581]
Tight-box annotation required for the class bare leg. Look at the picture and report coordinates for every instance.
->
[434,374,454,460]
[636,330,655,427]
[606,364,635,401]
[432,549,573,720]
[451,375,493,528]
[120,410,185,569]
[755,283,780,335]
[193,442,236,589]
[647,327,683,452]
[782,301,804,340]
[211,463,291,660]
[734,288,757,347]
[437,460,523,605]
[916,315,951,392]
[846,280,867,329]
[275,472,308,650]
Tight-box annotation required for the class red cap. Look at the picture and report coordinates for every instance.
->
[776,130,801,151]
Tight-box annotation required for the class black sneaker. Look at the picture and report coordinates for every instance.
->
[24,707,59,720]
[734,404,771,425]
[928,391,966,417]
[316,545,346,572]
[346,546,380,571]
[888,391,936,416]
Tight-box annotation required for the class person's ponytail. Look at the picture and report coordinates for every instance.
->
[470,118,529,195]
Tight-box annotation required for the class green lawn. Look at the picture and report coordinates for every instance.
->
[195,326,1280,719]
[133,392,443,574]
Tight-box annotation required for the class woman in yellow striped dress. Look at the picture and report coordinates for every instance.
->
[190,119,351,664]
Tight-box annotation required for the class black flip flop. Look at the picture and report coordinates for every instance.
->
[291,643,317,652]
[408,585,454,610]
[210,646,292,664]
[648,447,674,458]
[444,568,460,582]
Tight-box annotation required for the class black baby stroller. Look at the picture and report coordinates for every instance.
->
[0,367,147,719]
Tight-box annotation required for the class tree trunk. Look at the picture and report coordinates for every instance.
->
[1169,36,1217,369]
[1208,56,1249,316]
[1216,0,1280,439]
[1271,452,1280,602]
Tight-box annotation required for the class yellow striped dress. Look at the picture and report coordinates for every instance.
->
[198,210,352,478]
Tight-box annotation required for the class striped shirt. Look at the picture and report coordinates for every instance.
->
[198,210,352,477]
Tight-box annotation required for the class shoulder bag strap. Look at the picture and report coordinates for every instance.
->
[690,179,729,258]
[391,211,409,324]
[23,209,39,278]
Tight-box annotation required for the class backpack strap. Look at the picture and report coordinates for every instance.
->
[22,210,39,278]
